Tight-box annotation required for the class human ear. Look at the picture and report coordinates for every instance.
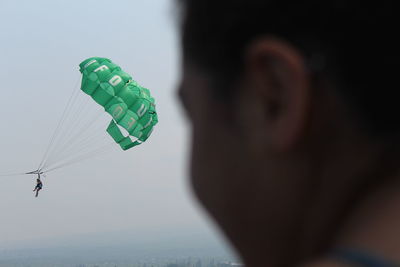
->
[241,37,310,151]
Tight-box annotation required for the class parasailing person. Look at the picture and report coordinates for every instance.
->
[32,172,43,197]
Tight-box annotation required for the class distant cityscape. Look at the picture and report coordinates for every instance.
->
[0,229,240,267]
[0,257,244,267]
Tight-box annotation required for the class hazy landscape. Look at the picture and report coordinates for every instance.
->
[0,228,239,267]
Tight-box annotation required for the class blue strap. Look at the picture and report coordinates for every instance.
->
[330,248,398,267]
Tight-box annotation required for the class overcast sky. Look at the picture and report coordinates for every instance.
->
[0,0,231,254]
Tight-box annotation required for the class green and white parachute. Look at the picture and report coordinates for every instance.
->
[79,57,158,150]
[1,57,158,176]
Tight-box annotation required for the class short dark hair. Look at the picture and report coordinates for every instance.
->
[179,0,399,136]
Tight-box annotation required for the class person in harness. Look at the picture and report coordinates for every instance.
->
[33,173,43,197]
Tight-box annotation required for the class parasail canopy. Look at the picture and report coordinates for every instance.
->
[79,57,158,150]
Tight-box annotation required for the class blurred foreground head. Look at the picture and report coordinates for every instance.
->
[177,1,400,266]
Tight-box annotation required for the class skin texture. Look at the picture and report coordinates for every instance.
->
[178,37,400,266]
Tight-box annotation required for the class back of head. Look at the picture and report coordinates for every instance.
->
[179,0,399,136]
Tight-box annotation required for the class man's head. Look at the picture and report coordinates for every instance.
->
[177,0,399,264]
[179,0,399,132]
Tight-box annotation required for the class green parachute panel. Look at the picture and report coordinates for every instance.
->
[79,57,158,150]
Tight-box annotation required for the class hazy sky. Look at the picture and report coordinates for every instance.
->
[0,0,230,253]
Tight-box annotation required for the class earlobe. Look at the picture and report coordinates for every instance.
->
[244,37,310,151]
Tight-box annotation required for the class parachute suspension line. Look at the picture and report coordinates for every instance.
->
[42,142,115,173]
[43,132,109,170]
[39,79,109,173]
[45,143,115,172]
[43,110,105,169]
[59,112,104,151]
[42,123,111,170]
[43,136,112,170]
[41,86,89,167]
[37,77,81,171]
[40,79,115,173]
[47,92,91,155]
[38,78,81,171]
[48,97,95,158]
[40,94,112,170]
